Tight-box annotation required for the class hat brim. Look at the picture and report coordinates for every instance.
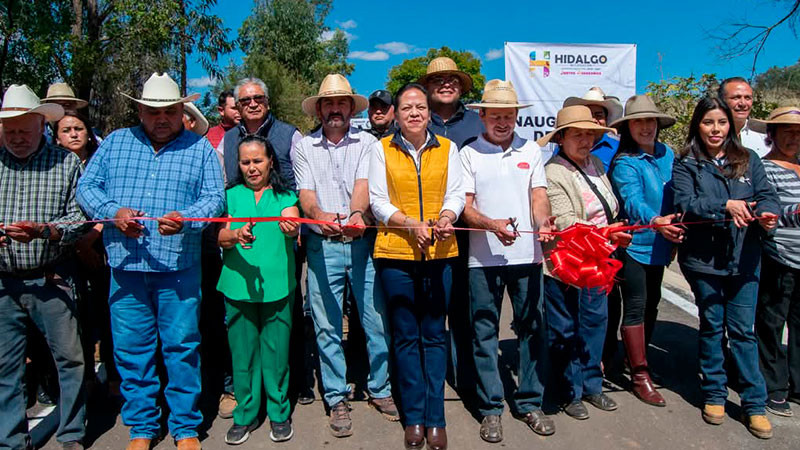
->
[418,70,474,93]
[609,112,676,130]
[301,94,369,117]
[42,96,89,109]
[0,103,64,122]
[536,121,614,147]
[467,102,531,109]
[749,116,800,134]
[563,97,623,125]
[122,92,201,108]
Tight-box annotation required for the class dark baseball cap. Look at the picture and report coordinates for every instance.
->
[369,90,393,106]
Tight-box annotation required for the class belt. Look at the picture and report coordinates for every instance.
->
[0,267,52,280]
[310,231,364,244]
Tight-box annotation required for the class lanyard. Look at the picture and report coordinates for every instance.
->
[559,153,616,223]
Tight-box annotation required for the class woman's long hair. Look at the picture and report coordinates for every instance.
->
[54,109,99,160]
[237,135,289,194]
[679,96,749,179]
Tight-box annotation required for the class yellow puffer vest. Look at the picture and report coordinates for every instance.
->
[374,134,459,261]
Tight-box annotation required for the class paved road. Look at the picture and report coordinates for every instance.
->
[33,263,799,449]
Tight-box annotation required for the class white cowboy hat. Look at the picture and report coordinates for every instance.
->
[0,84,64,121]
[467,79,531,109]
[183,102,209,136]
[749,106,800,134]
[563,87,623,125]
[608,95,676,129]
[536,105,615,147]
[418,57,474,93]
[301,74,368,117]
[121,73,200,108]
[42,82,89,109]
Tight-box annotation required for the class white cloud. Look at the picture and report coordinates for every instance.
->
[321,29,356,42]
[375,41,417,55]
[337,19,357,29]
[485,49,503,61]
[350,50,390,61]
[187,76,216,88]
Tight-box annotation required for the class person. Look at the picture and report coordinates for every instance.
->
[182,102,209,136]
[206,90,240,149]
[294,74,397,437]
[538,105,632,421]
[672,96,779,439]
[0,85,87,450]
[750,106,800,417]
[369,82,465,450]
[77,73,225,450]
[607,95,684,407]
[366,89,397,139]
[42,82,89,110]
[718,77,770,157]
[459,80,555,443]
[562,87,624,171]
[216,136,301,444]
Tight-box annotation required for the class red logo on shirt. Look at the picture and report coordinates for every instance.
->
[517,162,530,169]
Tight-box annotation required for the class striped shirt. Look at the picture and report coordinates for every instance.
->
[0,143,89,272]
[762,159,800,269]
[77,126,225,272]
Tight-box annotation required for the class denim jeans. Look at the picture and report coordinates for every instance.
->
[470,264,547,416]
[684,269,767,415]
[377,258,451,428]
[109,267,202,440]
[305,232,391,407]
[544,276,607,401]
[0,274,86,448]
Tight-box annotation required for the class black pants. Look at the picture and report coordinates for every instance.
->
[619,252,665,344]
[756,254,800,401]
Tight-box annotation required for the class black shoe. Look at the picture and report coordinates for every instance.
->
[519,409,555,436]
[270,420,294,442]
[563,400,589,420]
[225,422,258,445]
[766,399,793,417]
[297,389,315,405]
[479,415,502,443]
[583,393,618,411]
[37,387,56,406]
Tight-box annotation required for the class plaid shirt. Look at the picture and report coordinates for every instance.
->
[0,142,89,272]
[77,126,225,272]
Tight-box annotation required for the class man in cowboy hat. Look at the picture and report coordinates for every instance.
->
[182,102,209,136]
[366,89,397,139]
[460,80,556,443]
[0,84,89,450]
[718,77,770,157]
[77,72,225,450]
[293,73,397,437]
[42,82,89,110]
[562,87,623,171]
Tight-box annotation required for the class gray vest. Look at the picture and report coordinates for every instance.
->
[223,113,298,190]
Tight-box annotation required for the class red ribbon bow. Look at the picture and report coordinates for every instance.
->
[548,223,623,294]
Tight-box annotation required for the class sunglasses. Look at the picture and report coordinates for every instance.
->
[238,95,267,106]
[430,76,461,87]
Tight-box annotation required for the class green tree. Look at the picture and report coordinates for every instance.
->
[385,47,486,101]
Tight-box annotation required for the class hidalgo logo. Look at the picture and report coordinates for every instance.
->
[554,54,608,65]
[529,50,550,78]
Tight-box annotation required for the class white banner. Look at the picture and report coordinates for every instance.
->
[505,42,636,158]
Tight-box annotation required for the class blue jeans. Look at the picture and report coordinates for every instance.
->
[684,269,767,415]
[377,258,451,428]
[470,264,547,416]
[544,276,607,401]
[305,232,391,406]
[109,267,202,440]
[0,273,85,448]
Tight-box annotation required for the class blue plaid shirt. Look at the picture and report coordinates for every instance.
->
[77,126,225,272]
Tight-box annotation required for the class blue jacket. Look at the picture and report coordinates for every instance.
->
[553,132,620,171]
[428,102,484,149]
[610,143,675,266]
[672,149,780,276]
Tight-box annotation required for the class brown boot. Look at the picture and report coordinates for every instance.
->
[125,439,151,450]
[621,324,665,407]
[176,437,201,450]
[426,427,447,450]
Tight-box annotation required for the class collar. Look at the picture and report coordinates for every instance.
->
[592,132,618,151]
[310,125,362,147]
[237,112,275,136]
[477,132,525,153]
[391,130,440,152]
[133,125,193,152]
[430,101,467,125]
[2,138,47,165]
[627,142,667,159]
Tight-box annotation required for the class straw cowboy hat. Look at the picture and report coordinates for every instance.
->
[563,87,623,125]
[301,74,368,117]
[609,95,676,129]
[749,106,800,133]
[183,102,209,136]
[417,57,474,93]
[0,84,64,121]
[467,79,530,109]
[121,73,200,108]
[536,105,615,147]
[42,82,88,109]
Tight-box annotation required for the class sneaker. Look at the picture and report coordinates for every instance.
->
[745,414,773,439]
[270,420,294,442]
[329,401,353,437]
[218,393,237,419]
[225,422,257,445]
[368,396,400,422]
[479,415,502,443]
[702,404,725,425]
[297,388,315,405]
[62,442,84,450]
[766,398,793,417]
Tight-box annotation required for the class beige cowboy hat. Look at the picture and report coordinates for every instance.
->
[467,79,530,109]
[42,82,88,109]
[183,102,209,136]
[536,105,615,147]
[301,74,368,117]
[417,57,474,93]
[121,73,200,108]
[609,95,676,129]
[749,106,800,133]
[0,84,64,121]
[563,87,623,125]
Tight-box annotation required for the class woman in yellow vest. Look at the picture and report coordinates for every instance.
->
[369,83,465,450]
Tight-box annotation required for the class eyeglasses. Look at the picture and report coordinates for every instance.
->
[238,95,266,106]
[430,76,461,87]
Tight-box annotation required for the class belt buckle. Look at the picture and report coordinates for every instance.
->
[340,235,353,244]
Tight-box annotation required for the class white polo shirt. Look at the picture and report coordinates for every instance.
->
[460,133,548,268]
[740,120,770,157]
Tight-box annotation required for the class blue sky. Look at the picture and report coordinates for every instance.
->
[188,0,799,97]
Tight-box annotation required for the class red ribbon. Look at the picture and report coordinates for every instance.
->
[548,223,623,294]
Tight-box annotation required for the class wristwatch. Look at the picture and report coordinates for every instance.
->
[40,225,52,240]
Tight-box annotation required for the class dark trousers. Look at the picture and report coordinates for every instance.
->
[470,264,547,416]
[448,229,476,395]
[0,274,86,448]
[544,276,607,401]
[619,252,665,344]
[377,258,451,428]
[756,254,800,401]
[200,249,233,396]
